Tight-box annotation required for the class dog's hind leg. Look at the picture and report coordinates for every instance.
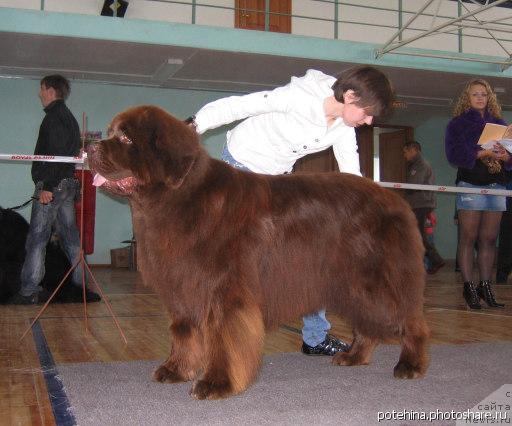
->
[332,329,378,366]
[190,292,265,400]
[394,314,430,379]
[153,320,203,384]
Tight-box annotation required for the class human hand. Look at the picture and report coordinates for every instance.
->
[493,143,510,162]
[39,190,53,204]
[477,148,499,160]
[184,116,197,131]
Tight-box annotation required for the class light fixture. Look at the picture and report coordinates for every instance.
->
[152,58,184,84]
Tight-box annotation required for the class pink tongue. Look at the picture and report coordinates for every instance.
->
[92,173,107,187]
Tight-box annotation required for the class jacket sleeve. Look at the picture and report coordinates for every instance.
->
[444,119,481,169]
[411,162,434,186]
[331,133,362,176]
[194,84,294,134]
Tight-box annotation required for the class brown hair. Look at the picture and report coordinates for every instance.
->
[331,65,394,117]
[40,75,71,100]
[452,78,502,118]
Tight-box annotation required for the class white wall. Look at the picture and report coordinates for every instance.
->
[339,0,399,44]
[292,0,334,39]
[0,0,39,9]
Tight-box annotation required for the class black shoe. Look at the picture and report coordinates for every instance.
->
[57,285,101,303]
[7,289,51,305]
[478,280,505,308]
[463,281,481,310]
[301,334,350,356]
[37,289,51,304]
[85,289,101,303]
[7,292,39,305]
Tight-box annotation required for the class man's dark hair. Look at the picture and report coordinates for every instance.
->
[404,140,422,152]
[331,65,394,117]
[40,75,71,100]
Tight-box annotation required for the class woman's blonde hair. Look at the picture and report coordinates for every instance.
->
[452,78,502,118]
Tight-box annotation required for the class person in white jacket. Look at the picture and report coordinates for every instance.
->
[190,65,393,356]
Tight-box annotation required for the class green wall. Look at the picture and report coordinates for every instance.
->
[0,77,234,264]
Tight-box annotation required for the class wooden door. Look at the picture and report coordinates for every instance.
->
[294,126,413,181]
[293,128,372,175]
[293,148,338,173]
[356,126,373,179]
[379,129,407,184]
[235,0,291,33]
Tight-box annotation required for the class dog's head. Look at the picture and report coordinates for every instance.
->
[86,105,200,196]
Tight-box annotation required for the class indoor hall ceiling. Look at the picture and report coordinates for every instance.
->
[1,31,512,125]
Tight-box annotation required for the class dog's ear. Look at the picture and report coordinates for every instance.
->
[163,154,196,189]
[117,106,200,188]
[151,108,199,189]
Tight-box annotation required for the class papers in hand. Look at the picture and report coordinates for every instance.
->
[480,139,512,153]
[477,123,512,153]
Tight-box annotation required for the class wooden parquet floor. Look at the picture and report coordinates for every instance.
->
[1,263,511,425]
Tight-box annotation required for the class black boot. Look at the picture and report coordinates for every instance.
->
[477,280,505,308]
[463,281,481,310]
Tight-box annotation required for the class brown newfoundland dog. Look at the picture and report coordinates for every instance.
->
[87,105,429,400]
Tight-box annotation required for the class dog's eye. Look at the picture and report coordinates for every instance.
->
[119,132,133,145]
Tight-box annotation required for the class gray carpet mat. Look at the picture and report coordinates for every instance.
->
[57,343,512,425]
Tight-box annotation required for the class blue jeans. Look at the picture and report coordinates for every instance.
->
[20,178,83,296]
[222,146,330,346]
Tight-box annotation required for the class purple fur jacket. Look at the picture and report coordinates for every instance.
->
[445,108,511,185]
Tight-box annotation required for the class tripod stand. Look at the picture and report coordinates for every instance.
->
[20,119,127,344]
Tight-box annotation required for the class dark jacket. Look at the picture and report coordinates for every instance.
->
[445,108,509,185]
[405,153,436,209]
[31,99,80,191]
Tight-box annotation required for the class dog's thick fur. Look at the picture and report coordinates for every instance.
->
[87,105,430,400]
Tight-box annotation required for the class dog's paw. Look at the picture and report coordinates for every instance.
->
[393,361,425,379]
[152,365,186,383]
[189,379,233,400]
[332,351,368,366]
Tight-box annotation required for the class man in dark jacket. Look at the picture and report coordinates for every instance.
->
[9,75,99,304]
[403,141,445,274]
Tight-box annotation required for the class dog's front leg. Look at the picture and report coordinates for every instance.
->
[153,320,203,384]
[190,291,265,399]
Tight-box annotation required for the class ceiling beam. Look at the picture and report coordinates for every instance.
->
[375,0,512,70]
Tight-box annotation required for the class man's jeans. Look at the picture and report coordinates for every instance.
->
[20,178,83,296]
[222,146,330,346]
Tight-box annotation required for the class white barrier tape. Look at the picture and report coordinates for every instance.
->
[0,153,84,164]
[379,181,512,197]
[1,153,511,196]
